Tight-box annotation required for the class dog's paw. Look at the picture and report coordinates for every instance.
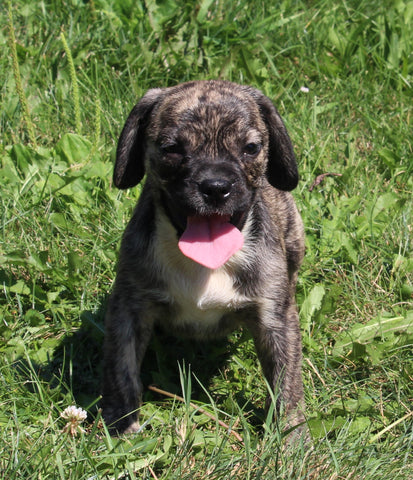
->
[123,420,141,434]
[102,408,140,436]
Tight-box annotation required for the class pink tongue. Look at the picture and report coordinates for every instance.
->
[178,215,244,269]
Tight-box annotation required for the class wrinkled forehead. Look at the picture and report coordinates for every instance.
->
[150,83,266,143]
[163,82,253,113]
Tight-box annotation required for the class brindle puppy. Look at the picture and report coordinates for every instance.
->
[102,80,305,434]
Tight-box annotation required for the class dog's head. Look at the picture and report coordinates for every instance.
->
[114,80,298,268]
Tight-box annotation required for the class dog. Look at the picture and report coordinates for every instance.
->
[102,80,305,434]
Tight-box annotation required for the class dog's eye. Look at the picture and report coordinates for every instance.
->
[160,144,184,157]
[243,143,261,156]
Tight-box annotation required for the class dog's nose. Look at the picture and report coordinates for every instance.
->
[199,178,233,203]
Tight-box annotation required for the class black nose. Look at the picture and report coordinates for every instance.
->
[199,178,233,203]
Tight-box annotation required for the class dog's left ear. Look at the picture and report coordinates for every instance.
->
[252,91,299,191]
[114,88,164,189]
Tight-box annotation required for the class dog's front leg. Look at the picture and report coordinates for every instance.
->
[248,302,304,429]
[102,293,153,434]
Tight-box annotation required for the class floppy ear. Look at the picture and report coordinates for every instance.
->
[253,92,299,191]
[114,88,164,189]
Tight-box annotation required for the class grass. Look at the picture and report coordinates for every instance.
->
[1,0,412,478]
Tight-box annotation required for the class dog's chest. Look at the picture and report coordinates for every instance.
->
[155,256,251,332]
[169,267,246,325]
[153,213,253,329]
[154,225,250,328]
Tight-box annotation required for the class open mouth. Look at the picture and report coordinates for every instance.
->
[178,213,245,269]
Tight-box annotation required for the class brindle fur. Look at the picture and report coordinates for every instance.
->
[102,80,305,434]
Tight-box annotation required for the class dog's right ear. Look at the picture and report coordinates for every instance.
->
[114,88,164,189]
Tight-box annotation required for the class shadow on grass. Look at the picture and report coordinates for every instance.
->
[37,302,263,424]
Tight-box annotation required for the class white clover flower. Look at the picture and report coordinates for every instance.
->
[300,86,310,93]
[61,405,88,421]
[61,405,87,436]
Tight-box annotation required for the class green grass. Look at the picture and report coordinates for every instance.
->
[1,0,412,478]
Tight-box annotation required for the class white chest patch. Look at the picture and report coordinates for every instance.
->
[154,212,253,328]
